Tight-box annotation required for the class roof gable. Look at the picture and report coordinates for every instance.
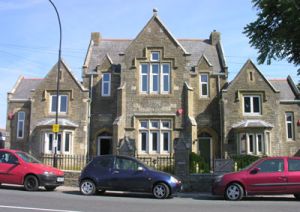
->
[225,59,279,93]
[128,13,189,55]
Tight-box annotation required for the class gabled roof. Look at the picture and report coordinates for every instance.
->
[83,11,226,75]
[8,76,43,100]
[269,76,300,101]
[225,59,279,93]
[132,13,189,55]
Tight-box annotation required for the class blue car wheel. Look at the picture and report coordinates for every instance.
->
[152,183,170,199]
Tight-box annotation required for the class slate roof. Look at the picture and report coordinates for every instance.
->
[35,118,79,128]
[87,39,131,73]
[232,120,274,129]
[10,78,43,100]
[87,39,224,74]
[269,78,298,101]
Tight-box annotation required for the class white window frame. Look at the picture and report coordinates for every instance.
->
[150,64,160,94]
[239,133,265,155]
[161,63,170,94]
[138,120,171,154]
[200,74,209,97]
[140,56,171,95]
[243,95,261,115]
[44,131,72,154]
[50,95,68,113]
[101,73,111,96]
[17,111,25,139]
[140,64,149,94]
[286,112,294,140]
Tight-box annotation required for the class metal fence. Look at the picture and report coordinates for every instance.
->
[137,156,175,174]
[39,154,175,174]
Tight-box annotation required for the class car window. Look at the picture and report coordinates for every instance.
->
[0,152,18,164]
[93,157,113,169]
[288,159,300,172]
[256,159,284,173]
[16,152,40,163]
[115,158,140,171]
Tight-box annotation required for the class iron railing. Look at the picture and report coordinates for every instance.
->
[39,154,175,173]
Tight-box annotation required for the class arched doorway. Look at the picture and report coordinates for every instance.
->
[97,132,112,155]
[198,132,213,170]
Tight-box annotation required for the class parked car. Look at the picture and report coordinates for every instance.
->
[79,155,182,199]
[212,156,300,200]
[0,149,64,191]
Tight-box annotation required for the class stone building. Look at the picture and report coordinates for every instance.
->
[82,11,227,166]
[222,60,300,157]
[6,60,89,157]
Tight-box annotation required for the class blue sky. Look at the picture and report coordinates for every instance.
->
[0,0,298,129]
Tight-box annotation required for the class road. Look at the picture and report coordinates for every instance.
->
[0,185,299,212]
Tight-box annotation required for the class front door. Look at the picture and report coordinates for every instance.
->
[199,137,212,170]
[0,151,23,184]
[97,137,111,155]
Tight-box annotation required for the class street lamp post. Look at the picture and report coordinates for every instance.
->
[48,0,62,167]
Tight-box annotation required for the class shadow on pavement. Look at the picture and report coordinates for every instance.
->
[62,190,155,199]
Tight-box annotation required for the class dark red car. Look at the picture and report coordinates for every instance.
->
[0,149,64,191]
[212,156,300,200]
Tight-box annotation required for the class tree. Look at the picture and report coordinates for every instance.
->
[244,0,300,71]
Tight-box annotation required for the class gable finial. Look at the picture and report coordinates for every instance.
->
[153,8,158,16]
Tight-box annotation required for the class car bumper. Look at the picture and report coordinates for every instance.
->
[212,181,225,195]
[37,174,64,187]
[170,182,183,194]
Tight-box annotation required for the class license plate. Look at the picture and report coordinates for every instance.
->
[57,177,64,182]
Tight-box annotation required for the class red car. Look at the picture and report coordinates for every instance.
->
[0,149,64,191]
[212,156,300,200]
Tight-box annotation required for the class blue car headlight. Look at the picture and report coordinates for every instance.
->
[170,176,180,184]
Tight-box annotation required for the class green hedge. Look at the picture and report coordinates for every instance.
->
[189,152,210,173]
[231,155,261,171]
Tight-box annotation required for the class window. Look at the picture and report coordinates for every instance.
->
[115,157,140,171]
[138,120,171,154]
[151,52,160,61]
[239,133,265,155]
[51,95,68,113]
[286,112,294,140]
[243,95,261,115]
[0,152,18,164]
[44,132,72,154]
[140,52,170,94]
[256,159,284,172]
[17,111,25,139]
[288,159,300,171]
[200,74,209,97]
[101,73,111,96]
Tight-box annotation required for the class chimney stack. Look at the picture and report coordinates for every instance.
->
[210,30,220,45]
[91,32,101,46]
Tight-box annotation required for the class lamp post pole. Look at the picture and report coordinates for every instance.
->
[48,0,62,167]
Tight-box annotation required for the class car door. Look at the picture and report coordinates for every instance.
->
[286,158,300,193]
[0,151,23,184]
[90,156,114,189]
[245,158,287,194]
[111,157,149,191]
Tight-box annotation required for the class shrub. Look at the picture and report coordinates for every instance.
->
[189,152,210,173]
[231,155,261,171]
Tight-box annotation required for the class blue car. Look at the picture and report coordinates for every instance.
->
[79,155,182,199]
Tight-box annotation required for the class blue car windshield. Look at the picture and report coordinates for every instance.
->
[16,152,40,163]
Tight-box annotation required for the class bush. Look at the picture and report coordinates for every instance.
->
[231,155,261,171]
[189,152,210,173]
